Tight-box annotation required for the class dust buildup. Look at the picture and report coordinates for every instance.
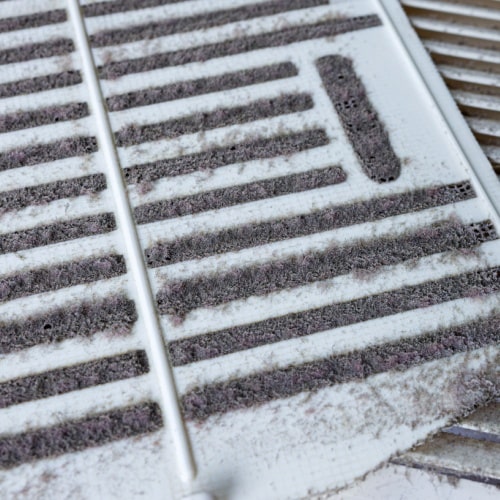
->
[98,16,382,79]
[0,295,137,354]
[316,55,401,183]
[91,0,327,47]
[124,129,328,184]
[83,0,197,17]
[0,213,116,255]
[147,181,476,267]
[448,371,499,419]
[169,267,500,365]
[0,351,149,409]
[0,254,127,304]
[0,103,89,134]
[0,9,66,33]
[182,314,500,420]
[157,220,497,317]
[115,93,313,146]
[107,62,298,111]
[0,136,98,172]
[136,165,346,225]
[0,39,74,66]
[0,71,82,99]
[0,402,163,468]
[0,174,106,213]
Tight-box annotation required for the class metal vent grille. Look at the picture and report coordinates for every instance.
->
[394,400,500,486]
[401,0,500,174]
[0,0,498,498]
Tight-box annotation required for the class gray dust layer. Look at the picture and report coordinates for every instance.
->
[124,129,328,184]
[0,103,89,134]
[0,136,98,172]
[0,213,116,255]
[84,0,198,17]
[0,39,74,66]
[0,174,106,213]
[0,9,66,33]
[0,254,127,304]
[0,402,162,468]
[146,182,476,267]
[114,93,314,146]
[107,62,298,111]
[0,351,149,409]
[182,314,500,420]
[0,71,82,99]
[316,55,401,183]
[91,0,327,47]
[157,220,497,317]
[135,165,346,225]
[0,295,137,354]
[98,16,382,79]
[169,267,500,365]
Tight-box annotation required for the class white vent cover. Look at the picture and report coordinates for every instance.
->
[0,0,498,498]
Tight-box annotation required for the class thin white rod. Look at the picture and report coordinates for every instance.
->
[66,0,196,483]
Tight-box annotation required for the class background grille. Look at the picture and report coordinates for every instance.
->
[402,0,500,175]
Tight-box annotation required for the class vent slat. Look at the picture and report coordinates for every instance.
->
[393,431,500,486]
[402,0,500,173]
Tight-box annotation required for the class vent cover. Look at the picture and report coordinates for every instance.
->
[0,0,498,498]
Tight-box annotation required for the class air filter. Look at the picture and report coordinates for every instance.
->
[0,0,498,498]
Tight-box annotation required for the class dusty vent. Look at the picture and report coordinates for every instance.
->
[0,0,498,498]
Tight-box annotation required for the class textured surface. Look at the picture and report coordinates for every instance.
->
[157,220,497,317]
[90,0,328,47]
[97,15,381,79]
[0,403,162,469]
[107,62,298,112]
[123,128,329,184]
[146,182,476,266]
[0,0,165,488]
[0,174,106,213]
[0,136,98,171]
[0,71,82,99]
[182,315,499,421]
[115,93,314,146]
[135,165,346,225]
[169,267,500,365]
[0,0,498,498]
[0,295,137,354]
[0,351,149,409]
[317,55,401,182]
